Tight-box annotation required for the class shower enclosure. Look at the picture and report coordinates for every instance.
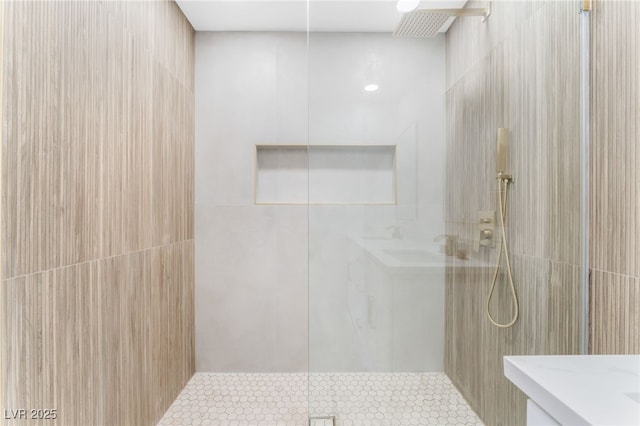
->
[306,32,447,372]
[304,24,468,420]
[305,30,461,423]
[191,1,589,425]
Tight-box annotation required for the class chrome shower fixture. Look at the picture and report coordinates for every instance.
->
[394,1,491,38]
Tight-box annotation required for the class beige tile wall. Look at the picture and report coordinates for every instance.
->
[589,0,640,355]
[1,1,195,425]
[444,1,583,424]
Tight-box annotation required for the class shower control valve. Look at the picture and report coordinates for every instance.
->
[481,229,494,239]
[475,210,496,251]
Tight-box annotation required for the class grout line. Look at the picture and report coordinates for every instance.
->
[590,269,640,281]
[2,239,194,283]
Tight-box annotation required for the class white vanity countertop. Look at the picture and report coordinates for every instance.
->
[350,236,491,272]
[504,355,640,425]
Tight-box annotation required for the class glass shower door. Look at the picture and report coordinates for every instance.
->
[306,2,589,425]
[306,23,453,424]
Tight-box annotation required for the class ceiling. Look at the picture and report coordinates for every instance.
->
[175,0,467,33]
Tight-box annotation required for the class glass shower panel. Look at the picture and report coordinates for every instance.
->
[307,27,448,422]
[306,2,589,424]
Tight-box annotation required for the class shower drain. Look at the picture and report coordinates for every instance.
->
[309,416,336,426]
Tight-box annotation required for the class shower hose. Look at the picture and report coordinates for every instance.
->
[486,177,519,328]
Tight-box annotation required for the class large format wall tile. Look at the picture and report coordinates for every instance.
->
[195,32,447,372]
[2,0,194,279]
[445,0,544,90]
[590,270,640,354]
[590,0,640,354]
[444,1,583,424]
[195,204,308,372]
[2,242,194,426]
[1,1,195,424]
[445,254,580,425]
[590,0,639,278]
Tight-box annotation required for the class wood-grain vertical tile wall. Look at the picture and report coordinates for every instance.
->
[589,0,640,355]
[1,1,195,425]
[444,2,583,424]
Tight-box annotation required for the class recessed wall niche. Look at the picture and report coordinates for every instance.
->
[255,145,397,204]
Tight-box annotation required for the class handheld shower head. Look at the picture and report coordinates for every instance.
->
[496,128,508,174]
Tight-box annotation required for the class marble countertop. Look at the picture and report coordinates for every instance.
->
[350,235,491,272]
[504,355,640,425]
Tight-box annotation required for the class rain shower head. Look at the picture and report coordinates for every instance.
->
[393,2,491,38]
